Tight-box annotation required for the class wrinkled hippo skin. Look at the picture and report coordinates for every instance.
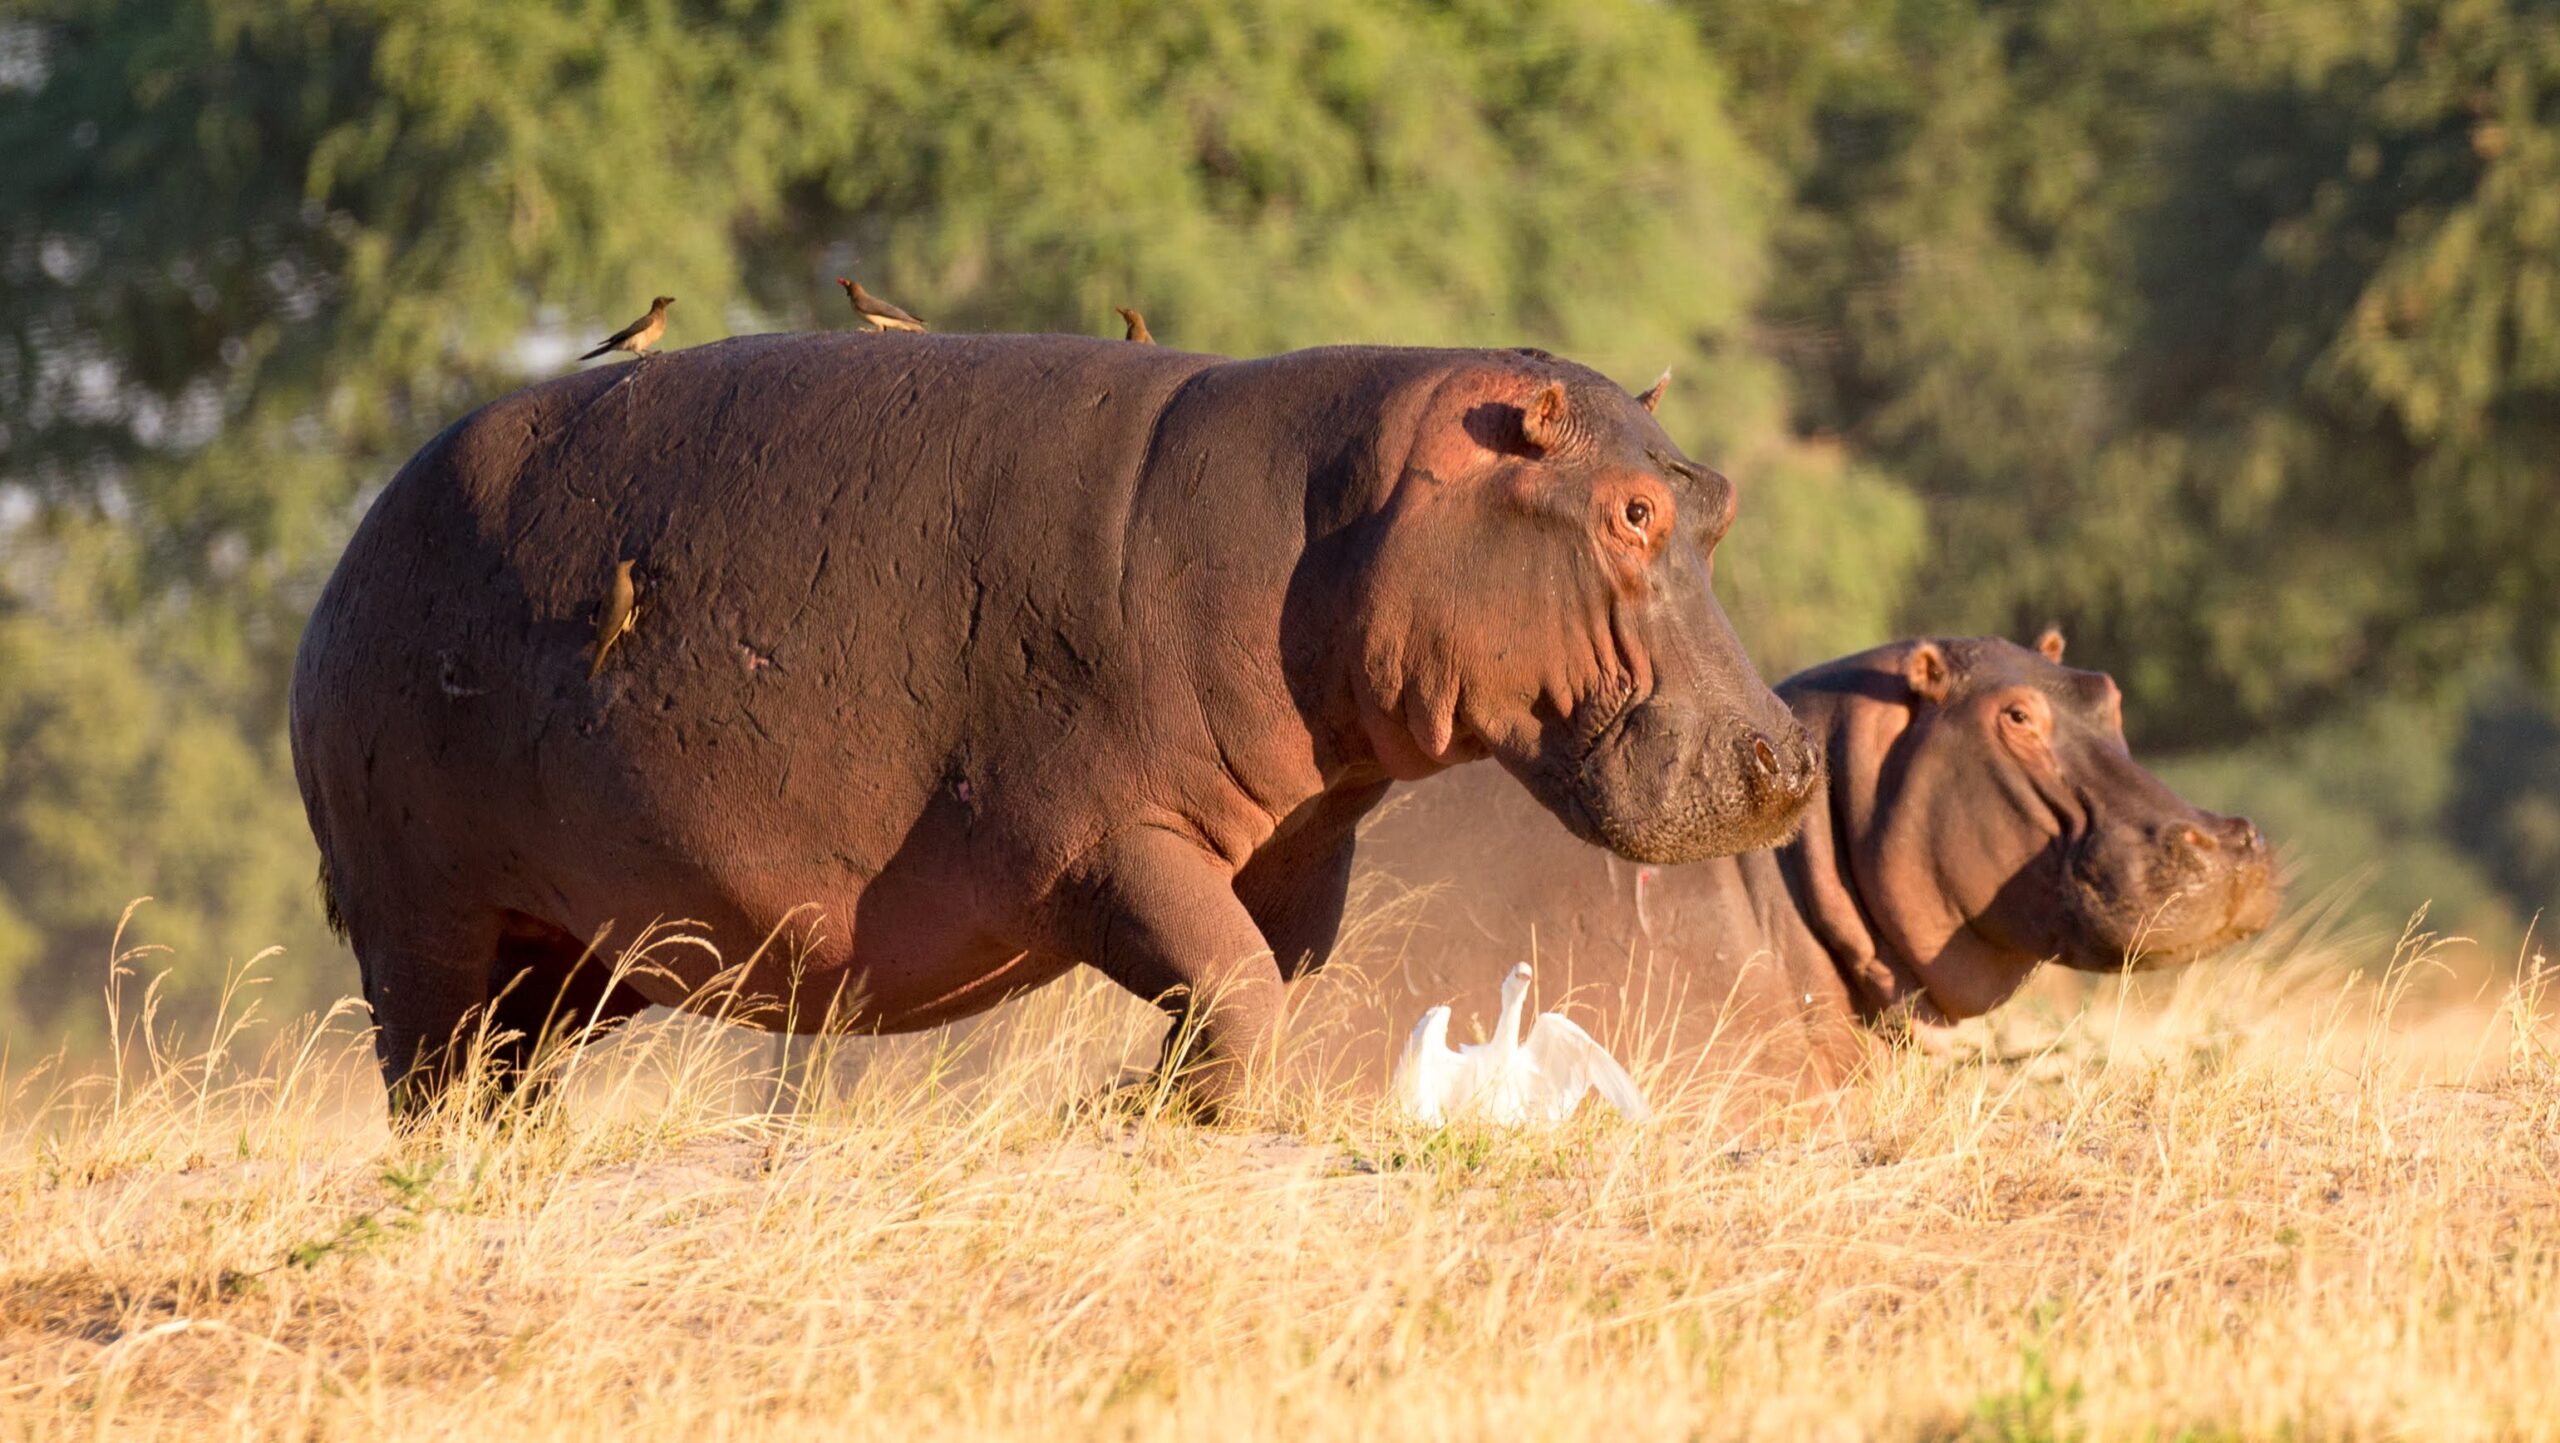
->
[1317,634,2278,1094]
[290,332,1820,1112]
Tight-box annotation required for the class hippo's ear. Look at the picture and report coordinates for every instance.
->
[1635,369,1670,415]
[1903,643,1952,705]
[2035,626,2066,663]
[1521,381,1570,452]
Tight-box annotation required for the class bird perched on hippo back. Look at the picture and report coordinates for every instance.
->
[1324,631,2279,1099]
[1116,307,1153,344]
[578,296,673,362]
[289,332,1818,1117]
[838,278,926,332]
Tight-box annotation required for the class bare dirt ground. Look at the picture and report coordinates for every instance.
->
[2,919,2556,1441]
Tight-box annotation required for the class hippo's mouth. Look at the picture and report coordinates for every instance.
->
[1567,674,1644,768]
[2051,834,2279,972]
[1523,676,1641,822]
[1497,677,1648,853]
[1502,665,1818,865]
[2074,897,2272,971]
[1555,679,1653,835]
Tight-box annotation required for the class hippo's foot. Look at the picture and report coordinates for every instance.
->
[356,910,510,1128]
[1057,1009,1272,1127]
[1869,993,1961,1058]
[1074,1065,1217,1125]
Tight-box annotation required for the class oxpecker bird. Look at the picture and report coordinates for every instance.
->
[590,560,640,679]
[839,278,927,333]
[578,297,674,362]
[1116,307,1154,344]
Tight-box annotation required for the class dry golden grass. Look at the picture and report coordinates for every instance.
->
[1,913,2556,1442]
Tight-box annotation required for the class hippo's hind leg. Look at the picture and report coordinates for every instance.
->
[351,908,506,1119]
[1054,826,1287,1120]
[354,906,653,1119]
[482,912,657,1086]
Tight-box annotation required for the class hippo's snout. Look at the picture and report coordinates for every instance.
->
[2065,808,2279,972]
[2149,811,2275,909]
[1535,700,1819,866]
[1685,707,1823,856]
[2193,811,2280,935]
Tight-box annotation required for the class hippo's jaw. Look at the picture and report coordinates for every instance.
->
[1505,690,1822,866]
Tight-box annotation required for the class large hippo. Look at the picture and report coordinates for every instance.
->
[1306,632,2278,1093]
[290,332,1821,1111]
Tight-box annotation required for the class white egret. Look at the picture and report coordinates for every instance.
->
[1394,963,1652,1126]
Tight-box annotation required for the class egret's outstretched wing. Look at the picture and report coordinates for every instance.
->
[1521,1013,1652,1124]
[1395,1006,1458,1124]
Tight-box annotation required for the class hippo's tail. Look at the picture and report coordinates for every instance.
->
[315,854,350,943]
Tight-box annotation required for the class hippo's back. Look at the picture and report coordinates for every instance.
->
[290,332,1221,950]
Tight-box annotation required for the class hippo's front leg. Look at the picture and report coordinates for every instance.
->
[1052,826,1286,1117]
[1232,779,1392,980]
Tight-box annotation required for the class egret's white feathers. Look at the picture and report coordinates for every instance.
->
[1520,1013,1653,1124]
[1397,1006,1460,1125]
[1391,963,1649,1126]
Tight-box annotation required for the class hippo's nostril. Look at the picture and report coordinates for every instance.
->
[1751,737,1781,778]
[2171,823,2217,854]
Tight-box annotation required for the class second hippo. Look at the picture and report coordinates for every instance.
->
[1311,632,2279,1092]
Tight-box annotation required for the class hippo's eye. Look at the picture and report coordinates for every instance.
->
[2003,704,2034,727]
[1623,498,1653,531]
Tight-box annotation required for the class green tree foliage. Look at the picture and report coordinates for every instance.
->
[0,0,1921,1039]
[2122,0,2560,735]
[1691,0,2560,749]
[0,516,331,1043]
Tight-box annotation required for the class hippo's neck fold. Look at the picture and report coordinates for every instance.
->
[1772,690,1940,1025]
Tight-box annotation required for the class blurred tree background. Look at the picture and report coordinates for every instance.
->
[0,0,2552,1043]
